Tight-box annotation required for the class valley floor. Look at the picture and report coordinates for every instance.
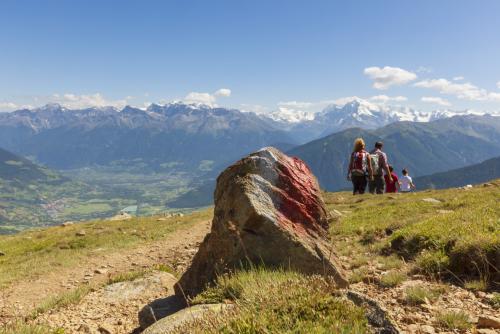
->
[0,182,499,334]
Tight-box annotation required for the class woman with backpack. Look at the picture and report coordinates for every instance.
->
[347,138,373,195]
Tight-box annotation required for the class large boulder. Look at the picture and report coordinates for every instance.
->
[175,147,347,298]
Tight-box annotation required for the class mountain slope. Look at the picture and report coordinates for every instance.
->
[288,115,500,191]
[0,148,139,232]
[414,156,500,189]
[0,147,58,183]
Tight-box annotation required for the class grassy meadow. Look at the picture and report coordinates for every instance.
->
[0,209,212,288]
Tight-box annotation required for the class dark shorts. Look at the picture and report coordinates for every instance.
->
[369,175,385,194]
[351,174,367,195]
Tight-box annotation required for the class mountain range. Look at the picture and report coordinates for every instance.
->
[256,98,497,142]
[0,103,291,170]
[169,115,500,206]
[1,99,496,172]
[289,115,500,191]
[1,100,499,229]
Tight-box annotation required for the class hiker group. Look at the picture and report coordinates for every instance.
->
[347,138,415,195]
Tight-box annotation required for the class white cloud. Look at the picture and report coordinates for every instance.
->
[214,88,231,97]
[421,96,451,107]
[497,81,500,90]
[184,92,216,105]
[274,100,336,121]
[416,66,433,73]
[333,96,362,105]
[414,78,493,101]
[183,88,231,106]
[0,102,34,112]
[50,93,130,109]
[453,76,465,81]
[369,95,407,103]
[0,102,20,111]
[364,66,417,90]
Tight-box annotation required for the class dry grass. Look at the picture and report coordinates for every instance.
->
[0,322,63,334]
[435,310,471,330]
[31,285,92,318]
[404,285,444,305]
[379,271,407,288]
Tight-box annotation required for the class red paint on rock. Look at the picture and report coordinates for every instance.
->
[273,153,328,236]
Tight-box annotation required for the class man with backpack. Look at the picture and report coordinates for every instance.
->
[369,141,392,194]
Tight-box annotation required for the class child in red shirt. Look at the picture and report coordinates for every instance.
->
[384,165,399,193]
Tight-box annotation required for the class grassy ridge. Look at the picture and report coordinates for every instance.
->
[325,180,500,288]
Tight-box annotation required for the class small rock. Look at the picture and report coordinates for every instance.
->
[477,329,497,334]
[77,324,91,333]
[94,269,107,275]
[330,209,343,217]
[0,251,5,256]
[422,198,441,204]
[61,221,74,227]
[421,325,436,334]
[76,230,86,236]
[477,316,500,329]
[407,324,419,333]
[98,323,113,334]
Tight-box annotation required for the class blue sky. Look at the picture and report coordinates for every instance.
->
[1,0,500,114]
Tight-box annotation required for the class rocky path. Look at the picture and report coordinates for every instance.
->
[337,239,500,334]
[0,220,211,333]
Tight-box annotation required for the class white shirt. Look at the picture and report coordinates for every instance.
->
[400,175,413,192]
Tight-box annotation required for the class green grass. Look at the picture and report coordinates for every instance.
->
[488,292,500,309]
[464,279,488,291]
[0,322,63,334]
[404,285,444,305]
[435,310,471,330]
[0,209,212,288]
[376,255,404,271]
[31,285,91,318]
[107,269,150,284]
[379,271,407,288]
[325,180,500,287]
[177,268,368,334]
[61,202,113,215]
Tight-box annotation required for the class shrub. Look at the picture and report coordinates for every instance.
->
[435,310,471,330]
[415,250,450,275]
[464,279,488,291]
[404,286,442,305]
[379,271,406,288]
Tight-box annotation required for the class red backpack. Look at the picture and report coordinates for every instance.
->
[351,151,368,176]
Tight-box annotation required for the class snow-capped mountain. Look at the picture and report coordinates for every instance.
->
[1,99,498,169]
[253,98,499,142]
